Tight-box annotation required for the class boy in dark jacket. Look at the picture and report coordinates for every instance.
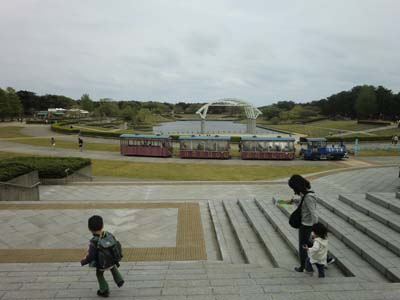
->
[81,215,124,297]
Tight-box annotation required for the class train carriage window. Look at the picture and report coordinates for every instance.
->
[197,141,205,150]
[128,139,134,146]
[217,141,227,151]
[206,141,216,151]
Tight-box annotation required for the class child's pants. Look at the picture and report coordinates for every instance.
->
[305,257,325,278]
[96,266,124,291]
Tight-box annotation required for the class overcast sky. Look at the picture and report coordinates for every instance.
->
[0,0,399,106]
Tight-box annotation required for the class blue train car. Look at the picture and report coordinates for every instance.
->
[300,137,346,160]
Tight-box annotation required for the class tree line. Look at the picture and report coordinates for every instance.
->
[260,85,400,123]
[1,84,399,122]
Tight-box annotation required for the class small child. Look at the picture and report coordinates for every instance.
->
[303,222,329,278]
[81,215,124,297]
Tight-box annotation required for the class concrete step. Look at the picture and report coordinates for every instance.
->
[237,199,298,268]
[209,200,246,264]
[222,200,273,266]
[310,198,400,282]
[339,194,400,233]
[3,262,399,300]
[258,199,389,282]
[208,200,232,263]
[318,195,400,257]
[366,192,400,214]
[255,199,359,279]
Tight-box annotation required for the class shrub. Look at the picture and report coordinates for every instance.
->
[0,162,34,182]
[3,157,91,179]
[357,120,391,126]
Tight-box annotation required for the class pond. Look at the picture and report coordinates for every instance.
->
[153,120,281,135]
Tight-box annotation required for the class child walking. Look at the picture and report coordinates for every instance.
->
[303,222,329,278]
[81,215,124,297]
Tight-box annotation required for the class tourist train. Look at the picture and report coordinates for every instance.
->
[119,134,173,157]
[120,134,299,160]
[240,136,296,160]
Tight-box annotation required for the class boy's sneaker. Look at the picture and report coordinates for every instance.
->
[117,280,125,288]
[97,290,109,298]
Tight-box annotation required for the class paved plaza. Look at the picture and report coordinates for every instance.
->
[0,149,399,299]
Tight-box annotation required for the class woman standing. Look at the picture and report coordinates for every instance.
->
[286,174,333,272]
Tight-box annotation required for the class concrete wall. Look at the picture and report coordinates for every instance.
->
[0,171,40,201]
[40,165,92,185]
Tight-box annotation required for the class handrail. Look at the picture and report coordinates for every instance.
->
[0,181,41,189]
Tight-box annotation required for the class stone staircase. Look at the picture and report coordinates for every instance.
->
[2,261,400,299]
[3,193,400,299]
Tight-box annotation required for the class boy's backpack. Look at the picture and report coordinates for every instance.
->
[96,231,123,270]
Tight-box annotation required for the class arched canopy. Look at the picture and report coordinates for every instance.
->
[196,98,262,120]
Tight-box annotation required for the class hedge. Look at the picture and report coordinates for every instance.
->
[51,123,81,134]
[3,157,91,179]
[0,162,34,182]
[51,123,154,139]
[26,119,56,124]
[357,120,391,126]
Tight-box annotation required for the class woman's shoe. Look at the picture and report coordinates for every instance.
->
[294,267,304,272]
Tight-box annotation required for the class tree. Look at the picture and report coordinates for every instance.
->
[94,99,119,117]
[16,90,39,115]
[6,87,23,119]
[137,108,151,123]
[0,88,10,121]
[261,105,282,120]
[355,85,378,119]
[375,86,394,119]
[80,94,94,112]
[120,106,137,122]
[0,87,23,120]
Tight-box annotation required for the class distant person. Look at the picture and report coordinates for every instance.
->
[78,137,83,152]
[392,135,398,145]
[51,137,56,150]
[81,215,124,297]
[303,223,329,278]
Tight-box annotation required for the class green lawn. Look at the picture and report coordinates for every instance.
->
[260,120,385,137]
[12,138,120,152]
[0,150,341,181]
[0,126,26,138]
[370,128,400,136]
[0,125,120,152]
[309,120,381,131]
[92,160,339,181]
[0,151,30,160]
[266,124,332,137]
[356,149,400,156]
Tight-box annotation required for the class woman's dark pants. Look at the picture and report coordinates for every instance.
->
[298,224,313,270]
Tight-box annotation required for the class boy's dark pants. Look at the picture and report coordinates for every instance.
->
[305,257,325,277]
[96,266,124,292]
[298,225,313,270]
